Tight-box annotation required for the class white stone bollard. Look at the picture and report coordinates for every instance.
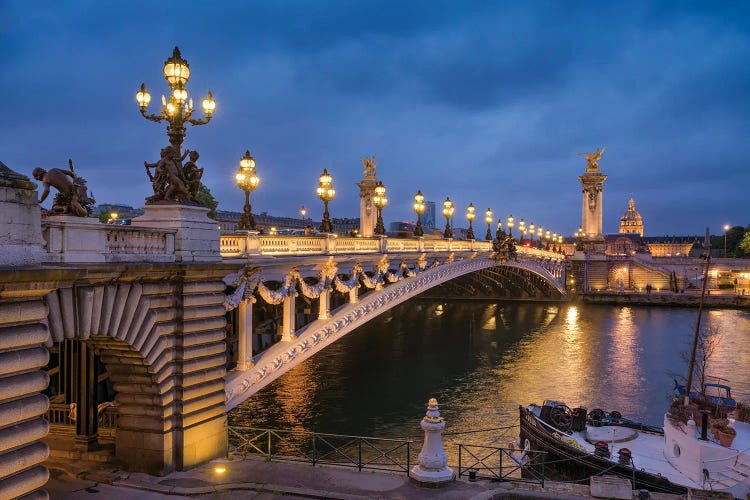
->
[411,398,455,485]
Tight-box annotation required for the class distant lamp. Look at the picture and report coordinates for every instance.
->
[466,203,476,240]
[507,214,514,237]
[413,190,425,237]
[484,208,493,241]
[518,218,526,243]
[529,223,535,243]
[235,150,259,230]
[317,168,335,233]
[442,197,454,239]
[373,181,388,235]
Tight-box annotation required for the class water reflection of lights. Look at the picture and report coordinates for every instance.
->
[566,306,579,325]
[435,304,444,316]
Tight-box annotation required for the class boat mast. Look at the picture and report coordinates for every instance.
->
[684,239,712,407]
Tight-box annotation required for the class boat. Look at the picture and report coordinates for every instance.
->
[519,399,750,497]
[518,244,750,497]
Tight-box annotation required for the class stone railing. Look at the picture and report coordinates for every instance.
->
[220,232,562,261]
[105,226,175,256]
[42,217,176,263]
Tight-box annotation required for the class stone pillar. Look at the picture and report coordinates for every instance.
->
[281,294,296,341]
[318,288,330,320]
[410,398,455,485]
[357,176,378,238]
[579,161,607,254]
[0,161,45,266]
[133,204,220,263]
[236,298,254,370]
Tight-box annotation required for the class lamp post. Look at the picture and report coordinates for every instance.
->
[485,209,493,241]
[442,197,454,239]
[373,181,388,235]
[495,219,504,240]
[135,47,215,152]
[545,230,551,250]
[724,224,730,258]
[466,203,476,240]
[235,150,260,230]
[413,191,425,237]
[529,223,535,245]
[507,214,514,237]
[316,169,335,233]
[553,232,558,252]
[558,235,564,254]
[108,212,118,224]
[537,227,543,248]
[519,219,526,244]
[300,206,307,226]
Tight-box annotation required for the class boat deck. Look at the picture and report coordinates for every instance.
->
[527,405,702,489]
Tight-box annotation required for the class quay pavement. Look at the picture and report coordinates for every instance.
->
[45,455,685,500]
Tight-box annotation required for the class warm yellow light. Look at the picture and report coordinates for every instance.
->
[235,173,245,182]
[109,212,118,220]
[172,88,188,103]
[724,224,730,231]
[214,466,226,474]
[537,227,543,238]
[485,208,493,225]
[166,102,176,115]
[414,190,424,205]
[319,169,332,186]
[239,150,256,170]
[300,206,307,217]
[507,214,514,229]
[202,91,216,114]
[136,83,151,107]
[163,47,191,87]
[466,203,475,221]
[519,219,526,233]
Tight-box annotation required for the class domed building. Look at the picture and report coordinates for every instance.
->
[619,197,643,236]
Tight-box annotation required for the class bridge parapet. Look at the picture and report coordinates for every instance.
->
[220,233,561,261]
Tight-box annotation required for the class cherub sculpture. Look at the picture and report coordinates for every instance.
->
[32,159,95,217]
[182,150,204,199]
[578,147,606,171]
[144,145,189,203]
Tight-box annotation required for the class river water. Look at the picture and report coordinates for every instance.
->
[229,301,750,451]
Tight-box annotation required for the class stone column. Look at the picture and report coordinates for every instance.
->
[410,398,455,485]
[578,162,607,254]
[318,288,330,320]
[236,298,254,370]
[281,294,296,341]
[133,204,220,263]
[357,175,378,238]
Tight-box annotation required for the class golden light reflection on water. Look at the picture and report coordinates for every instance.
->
[231,303,750,463]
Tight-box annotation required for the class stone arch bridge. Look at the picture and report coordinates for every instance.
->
[0,176,567,498]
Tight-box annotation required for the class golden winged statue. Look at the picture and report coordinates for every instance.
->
[578,147,606,170]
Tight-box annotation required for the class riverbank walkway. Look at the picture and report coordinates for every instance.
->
[45,455,685,499]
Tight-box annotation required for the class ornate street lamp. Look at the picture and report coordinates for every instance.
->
[442,197,454,239]
[545,230,552,250]
[373,181,388,235]
[235,150,259,230]
[413,191,425,237]
[537,226,544,248]
[300,206,307,225]
[519,219,526,244]
[466,203,476,240]
[484,209,493,241]
[529,223,535,244]
[507,214,514,237]
[135,47,215,152]
[495,219,504,240]
[558,235,564,253]
[316,169,336,233]
[553,232,558,251]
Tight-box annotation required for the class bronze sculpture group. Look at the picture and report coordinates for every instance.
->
[144,144,204,204]
[32,160,95,217]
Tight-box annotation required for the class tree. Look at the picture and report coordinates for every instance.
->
[739,226,750,256]
[196,183,218,219]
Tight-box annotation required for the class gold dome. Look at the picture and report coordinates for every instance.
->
[619,197,643,236]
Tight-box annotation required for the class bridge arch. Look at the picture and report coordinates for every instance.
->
[226,257,567,409]
[43,275,229,474]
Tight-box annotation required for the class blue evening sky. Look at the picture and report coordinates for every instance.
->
[1,1,748,235]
